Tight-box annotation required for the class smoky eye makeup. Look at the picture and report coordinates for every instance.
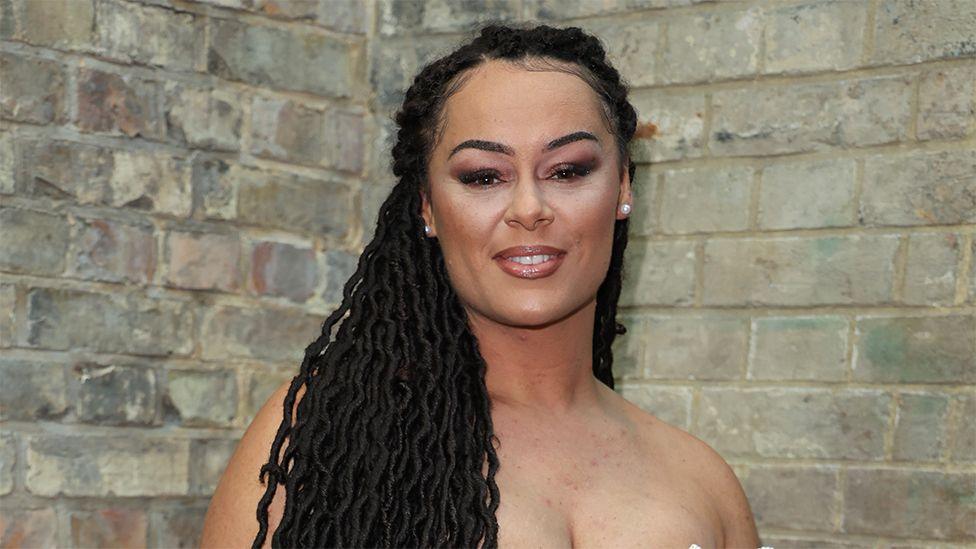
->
[456,159,598,188]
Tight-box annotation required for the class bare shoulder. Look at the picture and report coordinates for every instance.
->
[200,378,303,549]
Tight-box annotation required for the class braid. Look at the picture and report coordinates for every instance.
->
[253,22,639,548]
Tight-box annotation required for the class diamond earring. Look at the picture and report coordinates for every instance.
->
[619,203,632,215]
[424,224,432,236]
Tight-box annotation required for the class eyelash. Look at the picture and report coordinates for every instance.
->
[458,164,592,187]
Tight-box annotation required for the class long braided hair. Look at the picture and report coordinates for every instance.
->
[253,23,639,548]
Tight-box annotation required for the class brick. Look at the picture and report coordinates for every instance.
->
[764,1,866,74]
[71,362,157,425]
[0,508,57,547]
[149,505,207,549]
[0,0,95,50]
[76,68,162,139]
[711,76,912,157]
[272,0,367,33]
[739,465,839,531]
[209,18,356,97]
[0,208,69,275]
[951,392,976,462]
[326,108,365,174]
[618,384,692,429]
[870,0,976,65]
[853,315,975,383]
[26,287,194,356]
[0,284,13,347]
[629,90,705,163]
[164,83,242,151]
[111,150,192,217]
[696,388,890,459]
[703,235,899,306]
[164,369,238,427]
[237,172,353,240]
[0,431,15,495]
[191,158,239,220]
[893,392,949,461]
[68,216,157,285]
[645,316,747,381]
[245,366,295,422]
[918,65,976,140]
[189,438,238,494]
[96,0,202,71]
[26,435,190,496]
[619,240,696,307]
[0,53,66,124]
[749,316,849,381]
[902,232,960,305]
[250,97,326,166]
[758,537,872,549]
[583,18,660,88]
[369,34,459,108]
[0,131,14,194]
[661,7,761,84]
[164,231,242,292]
[200,304,320,362]
[759,158,856,230]
[25,139,115,202]
[659,165,752,234]
[377,0,519,35]
[249,240,317,303]
[971,237,976,305]
[323,249,358,305]
[526,0,690,20]
[861,149,976,226]
[71,508,148,549]
[843,469,975,540]
[0,359,68,421]
[610,315,646,381]
[622,166,655,236]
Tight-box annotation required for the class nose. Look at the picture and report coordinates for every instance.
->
[504,175,554,231]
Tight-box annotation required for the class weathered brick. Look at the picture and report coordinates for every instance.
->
[67,216,157,285]
[870,0,976,65]
[843,469,975,540]
[249,240,317,303]
[696,388,890,459]
[711,76,912,157]
[0,131,14,194]
[893,392,949,461]
[96,0,202,71]
[25,139,114,202]
[111,149,193,217]
[237,172,353,240]
[369,34,458,108]
[0,53,66,124]
[749,316,849,381]
[71,508,148,549]
[191,157,239,221]
[583,18,660,88]
[971,237,976,305]
[326,108,365,174]
[629,90,705,163]
[250,96,327,166]
[618,384,692,429]
[0,208,69,275]
[659,165,752,234]
[861,149,976,227]
[645,316,747,380]
[164,230,242,292]
[739,465,839,531]
[164,83,242,151]
[526,0,691,20]
[164,369,238,427]
[200,304,320,362]
[902,232,960,305]
[759,158,856,230]
[25,435,190,496]
[853,315,975,383]
[622,166,655,236]
[620,240,696,307]
[610,315,646,381]
[0,0,96,50]
[703,235,899,306]
[661,7,761,84]
[209,17,356,97]
[918,65,976,140]
[76,68,162,139]
[377,0,519,35]
[149,505,207,549]
[0,431,15,495]
[26,287,194,356]
[189,438,238,494]
[951,392,976,462]
[245,366,295,422]
[71,362,157,425]
[758,537,872,549]
[764,1,866,74]
[0,284,13,347]
[0,359,69,421]
[0,508,57,547]
[323,249,358,305]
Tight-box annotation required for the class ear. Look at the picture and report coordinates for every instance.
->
[616,158,633,221]
[420,188,437,237]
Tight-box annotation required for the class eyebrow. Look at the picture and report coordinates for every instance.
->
[447,130,600,159]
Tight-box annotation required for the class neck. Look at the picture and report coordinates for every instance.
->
[467,299,604,417]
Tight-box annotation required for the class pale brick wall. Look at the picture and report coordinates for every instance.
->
[1,0,973,547]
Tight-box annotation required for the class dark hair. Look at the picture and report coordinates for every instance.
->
[253,22,639,548]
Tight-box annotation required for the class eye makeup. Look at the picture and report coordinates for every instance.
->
[456,160,597,188]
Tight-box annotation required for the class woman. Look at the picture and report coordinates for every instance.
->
[201,23,761,549]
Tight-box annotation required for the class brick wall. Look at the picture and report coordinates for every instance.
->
[0,0,973,546]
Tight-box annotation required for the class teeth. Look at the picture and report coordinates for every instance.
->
[509,254,555,265]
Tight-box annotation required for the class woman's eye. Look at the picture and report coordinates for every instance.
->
[551,164,591,180]
[458,169,502,187]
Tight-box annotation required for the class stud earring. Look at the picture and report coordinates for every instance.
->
[424,224,432,236]
[619,203,632,215]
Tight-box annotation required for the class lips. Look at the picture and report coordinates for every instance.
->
[493,245,567,279]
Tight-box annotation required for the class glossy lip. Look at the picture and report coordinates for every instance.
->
[493,245,567,279]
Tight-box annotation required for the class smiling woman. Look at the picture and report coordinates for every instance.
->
[200,23,761,549]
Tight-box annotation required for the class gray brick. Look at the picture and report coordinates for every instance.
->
[26,287,194,356]
[0,0,95,50]
[645,316,747,381]
[207,0,366,33]
[696,388,890,459]
[629,91,705,163]
[164,230,242,293]
[0,53,66,124]
[749,316,849,381]
[0,284,13,347]
[0,508,57,547]
[951,392,976,462]
[661,7,761,84]
[377,0,520,36]
[67,216,157,285]
[149,505,208,549]
[583,18,660,88]
[0,359,69,421]
[249,240,317,303]
[527,0,692,20]
[25,435,189,496]
[870,0,976,65]
[618,384,692,429]
[0,131,13,194]
[903,232,961,305]
[659,165,752,234]
[610,315,647,381]
[250,96,328,166]
[861,149,976,226]
[191,158,239,221]
[0,208,69,275]
[624,166,656,236]
[237,172,353,240]
[703,235,899,306]
[96,0,202,72]
[758,537,872,549]
[0,431,13,495]
[189,438,238,494]
[918,65,976,140]
[245,367,295,423]
[165,369,237,427]
[893,392,949,461]
[164,83,242,151]
[620,239,696,307]
[764,1,866,74]
[70,508,147,549]
[200,304,320,362]
[76,68,163,139]
[853,315,975,383]
[759,158,856,230]
[843,469,975,540]
[369,34,459,108]
[740,465,839,531]
[71,362,157,425]
[323,249,358,306]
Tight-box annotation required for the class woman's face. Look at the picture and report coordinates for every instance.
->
[421,58,632,329]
